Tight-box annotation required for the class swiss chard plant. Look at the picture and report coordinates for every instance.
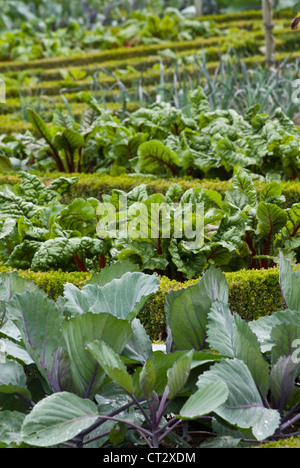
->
[98,167,300,276]
[0,172,110,272]
[7,85,300,181]
[2,168,300,276]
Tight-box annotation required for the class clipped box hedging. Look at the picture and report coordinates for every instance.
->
[0,263,285,341]
[0,17,268,74]
[1,25,293,86]
[59,174,300,207]
[139,268,284,340]
[0,172,300,207]
[258,435,300,448]
[0,114,32,134]
[3,27,298,99]
[0,263,91,299]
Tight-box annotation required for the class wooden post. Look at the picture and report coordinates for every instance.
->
[195,0,202,16]
[262,0,275,67]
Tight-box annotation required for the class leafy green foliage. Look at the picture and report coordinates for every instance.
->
[0,8,221,62]
[0,255,299,448]
[2,169,300,276]
[7,86,300,181]
[0,172,110,272]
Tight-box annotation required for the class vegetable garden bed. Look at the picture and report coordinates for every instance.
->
[0,3,299,450]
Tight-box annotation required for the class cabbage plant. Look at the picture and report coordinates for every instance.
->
[0,266,227,448]
[0,255,299,448]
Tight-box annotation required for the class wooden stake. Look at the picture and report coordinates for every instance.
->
[262,0,275,67]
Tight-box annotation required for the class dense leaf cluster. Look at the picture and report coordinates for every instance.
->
[3,89,300,182]
[1,169,300,277]
[0,9,220,62]
[0,254,298,448]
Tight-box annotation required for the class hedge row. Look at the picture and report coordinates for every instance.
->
[205,8,292,22]
[0,29,258,74]
[0,19,292,84]
[7,23,300,99]
[1,172,300,207]
[4,40,268,99]
[0,19,294,77]
[1,29,266,82]
[258,436,300,448]
[0,263,285,341]
[0,100,141,133]
[0,10,277,73]
[2,46,300,123]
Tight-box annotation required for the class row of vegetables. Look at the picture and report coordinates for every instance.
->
[0,251,299,447]
[2,88,300,182]
[0,164,300,279]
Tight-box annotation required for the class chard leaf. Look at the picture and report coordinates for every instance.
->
[8,240,41,270]
[57,198,96,233]
[256,202,288,241]
[216,137,256,172]
[280,203,300,250]
[168,239,206,279]
[0,186,39,220]
[232,167,257,207]
[260,182,285,205]
[0,218,20,263]
[54,128,85,153]
[138,140,180,176]
[27,109,63,169]
[30,237,104,272]
[115,240,169,271]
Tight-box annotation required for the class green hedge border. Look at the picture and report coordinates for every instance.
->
[0,14,270,73]
[7,25,300,99]
[0,262,285,341]
[258,435,300,448]
[1,172,299,207]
